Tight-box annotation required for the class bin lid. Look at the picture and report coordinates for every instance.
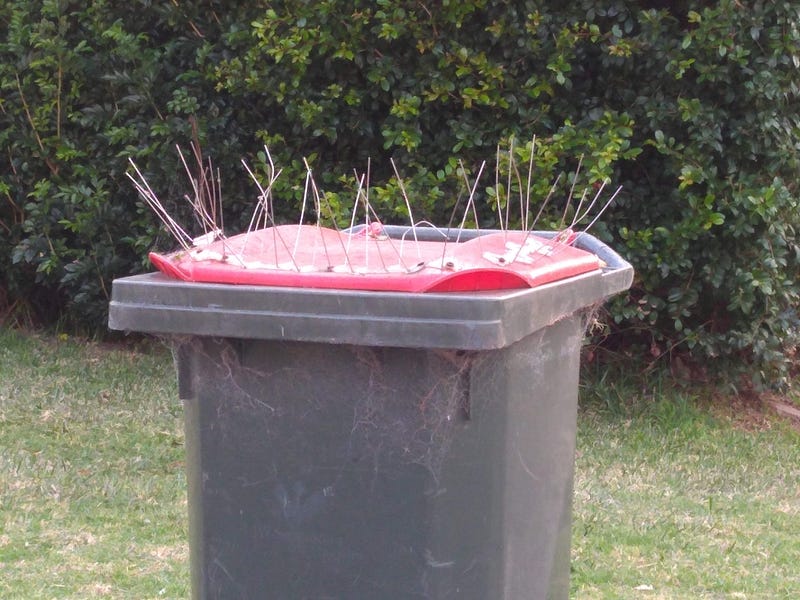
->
[109,230,633,350]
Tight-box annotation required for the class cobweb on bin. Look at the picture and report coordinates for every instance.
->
[169,335,503,484]
[348,347,478,483]
[167,318,601,487]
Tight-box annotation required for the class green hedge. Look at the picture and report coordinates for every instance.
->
[1,1,798,385]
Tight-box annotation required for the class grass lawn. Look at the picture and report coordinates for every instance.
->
[1,328,798,598]
[0,329,188,599]
[573,373,800,599]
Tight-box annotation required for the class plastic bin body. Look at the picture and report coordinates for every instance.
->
[109,231,632,599]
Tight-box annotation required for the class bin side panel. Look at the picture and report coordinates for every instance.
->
[502,316,580,598]
[425,316,581,599]
[177,322,581,599]
[180,337,471,598]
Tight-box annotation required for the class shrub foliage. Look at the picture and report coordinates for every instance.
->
[1,1,798,383]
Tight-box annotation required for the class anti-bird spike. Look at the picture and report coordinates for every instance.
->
[134,139,616,294]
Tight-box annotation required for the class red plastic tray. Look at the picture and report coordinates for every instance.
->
[149,225,601,293]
